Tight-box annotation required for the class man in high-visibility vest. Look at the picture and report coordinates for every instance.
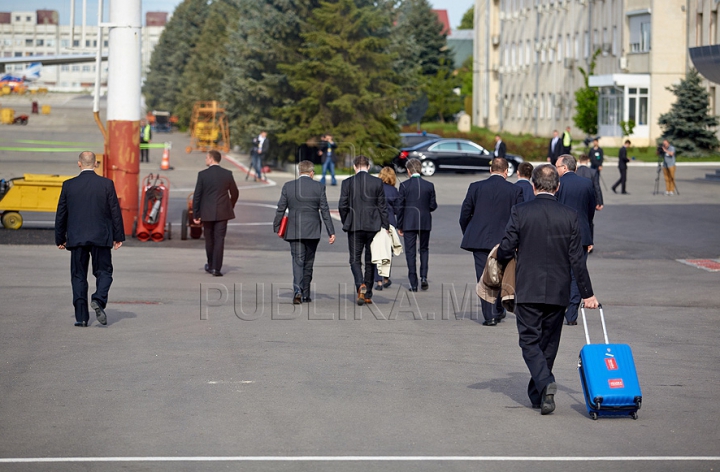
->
[561,126,572,154]
[140,119,152,163]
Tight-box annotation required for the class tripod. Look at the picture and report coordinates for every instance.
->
[653,156,680,195]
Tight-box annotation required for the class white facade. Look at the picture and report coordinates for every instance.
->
[0,11,165,92]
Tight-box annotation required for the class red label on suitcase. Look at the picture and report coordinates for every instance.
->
[605,358,618,370]
[609,378,625,389]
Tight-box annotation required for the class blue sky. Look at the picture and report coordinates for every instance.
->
[2,0,474,29]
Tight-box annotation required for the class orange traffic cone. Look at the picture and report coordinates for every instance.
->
[160,146,171,170]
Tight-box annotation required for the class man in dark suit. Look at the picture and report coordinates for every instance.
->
[555,154,596,326]
[247,131,269,181]
[612,139,631,194]
[497,164,599,415]
[55,151,125,327]
[493,134,506,159]
[397,158,437,291]
[547,130,562,165]
[274,160,336,304]
[576,154,604,210]
[515,162,534,202]
[339,155,389,306]
[589,138,604,171]
[459,157,524,326]
[193,150,239,277]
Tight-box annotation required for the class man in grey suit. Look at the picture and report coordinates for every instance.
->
[274,160,336,304]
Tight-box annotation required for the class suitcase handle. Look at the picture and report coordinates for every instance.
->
[580,303,609,345]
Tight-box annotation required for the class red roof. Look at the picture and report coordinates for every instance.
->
[432,9,451,35]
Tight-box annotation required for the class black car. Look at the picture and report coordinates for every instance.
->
[393,138,523,177]
[400,132,441,148]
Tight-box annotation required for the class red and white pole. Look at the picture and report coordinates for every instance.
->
[106,0,141,235]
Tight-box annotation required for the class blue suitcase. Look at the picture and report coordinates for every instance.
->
[578,305,642,420]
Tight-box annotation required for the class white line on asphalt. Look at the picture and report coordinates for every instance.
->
[0,457,719,463]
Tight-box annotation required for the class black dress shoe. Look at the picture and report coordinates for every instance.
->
[611,187,617,194]
[293,292,302,305]
[90,300,107,326]
[496,311,506,322]
[74,321,87,327]
[409,286,418,292]
[531,403,541,409]
[212,270,223,277]
[541,382,557,415]
[482,318,497,326]
[421,277,429,290]
[567,320,578,325]
[204,264,213,274]
[302,297,312,303]
[375,283,383,291]
[382,279,392,288]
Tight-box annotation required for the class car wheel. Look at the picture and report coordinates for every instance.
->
[421,160,436,176]
[507,160,516,177]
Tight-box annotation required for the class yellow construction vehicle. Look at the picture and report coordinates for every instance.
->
[0,174,73,229]
[186,101,230,153]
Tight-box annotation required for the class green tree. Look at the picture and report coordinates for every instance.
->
[423,58,462,122]
[458,5,474,30]
[174,0,241,129]
[277,0,402,161]
[143,0,209,111]
[573,49,601,136]
[658,69,719,156]
[221,0,319,160]
[394,0,454,77]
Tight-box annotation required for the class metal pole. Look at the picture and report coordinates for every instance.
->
[69,0,75,49]
[106,0,141,236]
[81,0,87,49]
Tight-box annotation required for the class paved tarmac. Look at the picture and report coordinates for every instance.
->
[1,95,719,471]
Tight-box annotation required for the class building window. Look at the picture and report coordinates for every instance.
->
[540,93,545,118]
[26,16,32,22]
[72,65,80,71]
[15,16,20,21]
[46,38,55,47]
[526,40,531,65]
[697,13,704,47]
[629,13,651,53]
[549,40,554,62]
[541,38,546,63]
[61,39,70,47]
[584,31,589,58]
[82,65,91,72]
[557,35,563,62]
[627,87,649,126]
[14,52,22,57]
[73,40,80,47]
[612,26,618,56]
[61,65,69,71]
[103,40,108,47]
[25,39,33,46]
[36,39,44,46]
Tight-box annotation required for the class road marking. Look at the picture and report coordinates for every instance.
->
[0,456,718,463]
[677,259,720,272]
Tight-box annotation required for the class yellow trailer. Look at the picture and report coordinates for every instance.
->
[0,174,73,229]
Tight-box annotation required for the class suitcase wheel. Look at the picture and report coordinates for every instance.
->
[590,412,598,420]
[631,412,638,420]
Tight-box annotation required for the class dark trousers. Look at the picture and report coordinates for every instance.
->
[140,144,149,163]
[565,247,588,323]
[612,168,627,193]
[250,155,263,180]
[515,303,566,405]
[289,239,319,298]
[348,230,375,296]
[70,245,113,323]
[203,220,228,272]
[403,230,430,288]
[473,250,504,321]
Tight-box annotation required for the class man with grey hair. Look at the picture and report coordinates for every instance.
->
[274,160,336,304]
[55,151,125,327]
[397,158,437,291]
[498,164,599,415]
[555,154,596,326]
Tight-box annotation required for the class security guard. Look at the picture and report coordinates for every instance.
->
[140,119,152,163]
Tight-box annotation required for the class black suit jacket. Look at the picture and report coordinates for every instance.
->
[590,146,604,169]
[618,146,629,169]
[556,172,596,246]
[497,194,594,306]
[55,170,125,248]
[576,165,603,206]
[383,183,401,228]
[548,137,562,164]
[273,176,334,240]
[515,179,534,202]
[251,136,269,158]
[193,165,239,222]
[397,176,437,231]
[459,174,523,251]
[494,141,506,158]
[338,171,389,232]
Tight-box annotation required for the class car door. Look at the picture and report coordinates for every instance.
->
[458,141,492,171]
[427,140,462,169]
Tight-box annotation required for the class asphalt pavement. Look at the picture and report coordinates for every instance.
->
[1,95,719,471]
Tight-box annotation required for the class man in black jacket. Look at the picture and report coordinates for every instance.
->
[589,138,604,172]
[193,150,240,277]
[55,151,125,327]
[459,158,523,326]
[612,140,631,194]
[339,155,389,305]
[547,130,562,165]
[273,160,336,304]
[498,164,599,415]
[397,158,437,291]
[576,153,604,210]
